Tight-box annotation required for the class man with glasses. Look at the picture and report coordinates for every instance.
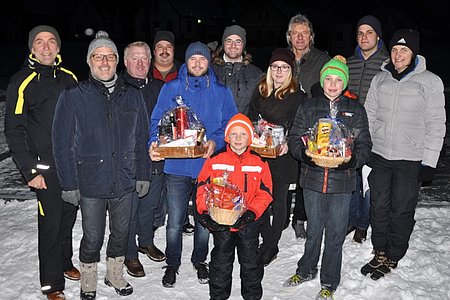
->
[212,24,262,115]
[284,13,330,241]
[52,31,151,299]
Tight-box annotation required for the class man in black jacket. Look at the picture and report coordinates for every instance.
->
[122,41,166,277]
[4,25,79,300]
[52,31,151,299]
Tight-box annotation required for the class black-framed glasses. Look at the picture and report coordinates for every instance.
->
[270,64,290,72]
[224,39,243,46]
[91,53,117,62]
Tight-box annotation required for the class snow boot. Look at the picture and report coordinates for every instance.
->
[361,250,386,276]
[370,258,398,280]
[104,256,133,296]
[80,262,97,300]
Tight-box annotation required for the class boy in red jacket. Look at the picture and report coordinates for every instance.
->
[196,113,273,300]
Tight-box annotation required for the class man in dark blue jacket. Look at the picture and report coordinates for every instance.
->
[149,41,237,288]
[52,31,150,300]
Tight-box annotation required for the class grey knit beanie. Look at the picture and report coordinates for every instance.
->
[87,31,119,64]
[28,25,61,51]
[185,41,211,64]
[222,25,247,46]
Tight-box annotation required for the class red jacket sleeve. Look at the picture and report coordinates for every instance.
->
[246,160,273,220]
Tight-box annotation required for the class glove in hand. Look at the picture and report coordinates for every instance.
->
[418,165,435,183]
[136,181,150,197]
[336,156,356,170]
[62,189,80,206]
[232,210,256,229]
[198,213,229,232]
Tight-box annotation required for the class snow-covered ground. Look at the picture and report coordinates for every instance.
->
[1,98,450,299]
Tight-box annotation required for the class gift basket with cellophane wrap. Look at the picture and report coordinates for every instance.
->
[204,171,246,225]
[302,101,354,168]
[156,95,207,158]
[250,115,285,158]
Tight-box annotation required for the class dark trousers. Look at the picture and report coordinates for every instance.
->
[260,181,289,248]
[209,220,263,300]
[368,153,421,262]
[36,171,78,294]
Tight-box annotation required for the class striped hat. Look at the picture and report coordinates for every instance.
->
[225,113,254,145]
[320,55,349,89]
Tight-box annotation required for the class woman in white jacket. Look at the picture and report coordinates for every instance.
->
[362,28,446,281]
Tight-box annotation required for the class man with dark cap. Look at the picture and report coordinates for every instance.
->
[346,15,389,244]
[151,30,181,82]
[362,28,446,281]
[149,30,195,236]
[52,31,151,299]
[212,24,262,115]
[4,24,79,300]
[149,41,237,288]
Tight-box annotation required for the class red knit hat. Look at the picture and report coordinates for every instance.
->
[225,113,254,145]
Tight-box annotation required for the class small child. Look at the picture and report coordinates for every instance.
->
[196,113,273,300]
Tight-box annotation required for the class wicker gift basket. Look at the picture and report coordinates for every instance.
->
[305,149,350,168]
[204,173,246,225]
[301,102,354,168]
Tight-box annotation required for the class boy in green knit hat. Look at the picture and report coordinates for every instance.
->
[284,55,372,299]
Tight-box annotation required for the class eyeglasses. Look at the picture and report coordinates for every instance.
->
[270,64,290,72]
[224,39,243,46]
[91,53,117,62]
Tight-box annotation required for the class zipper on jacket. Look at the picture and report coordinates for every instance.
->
[322,169,328,193]
[244,173,248,193]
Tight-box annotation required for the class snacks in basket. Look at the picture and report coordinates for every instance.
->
[156,96,207,158]
[302,105,353,168]
[250,116,285,158]
[204,172,246,225]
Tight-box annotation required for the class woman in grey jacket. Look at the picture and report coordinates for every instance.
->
[362,29,446,281]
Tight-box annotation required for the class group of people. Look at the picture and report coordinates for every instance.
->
[4,10,445,300]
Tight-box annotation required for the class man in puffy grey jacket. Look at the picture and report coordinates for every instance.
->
[362,29,446,281]
[52,31,150,299]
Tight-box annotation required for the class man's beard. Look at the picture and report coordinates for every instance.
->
[188,69,208,77]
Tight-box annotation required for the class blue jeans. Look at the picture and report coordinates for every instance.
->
[165,174,209,267]
[297,189,351,291]
[79,192,133,263]
[348,172,370,230]
[126,173,165,259]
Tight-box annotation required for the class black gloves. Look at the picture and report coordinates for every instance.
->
[62,189,80,206]
[198,213,229,232]
[336,155,356,170]
[418,165,435,183]
[232,210,256,229]
[300,149,315,167]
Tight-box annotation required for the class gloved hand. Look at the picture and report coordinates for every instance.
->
[62,189,80,206]
[300,149,315,167]
[418,165,435,183]
[336,156,356,170]
[232,210,256,229]
[136,181,150,197]
[198,213,229,232]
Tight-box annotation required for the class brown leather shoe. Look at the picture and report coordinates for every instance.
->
[63,266,80,281]
[125,258,145,277]
[46,291,65,299]
[138,245,166,262]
